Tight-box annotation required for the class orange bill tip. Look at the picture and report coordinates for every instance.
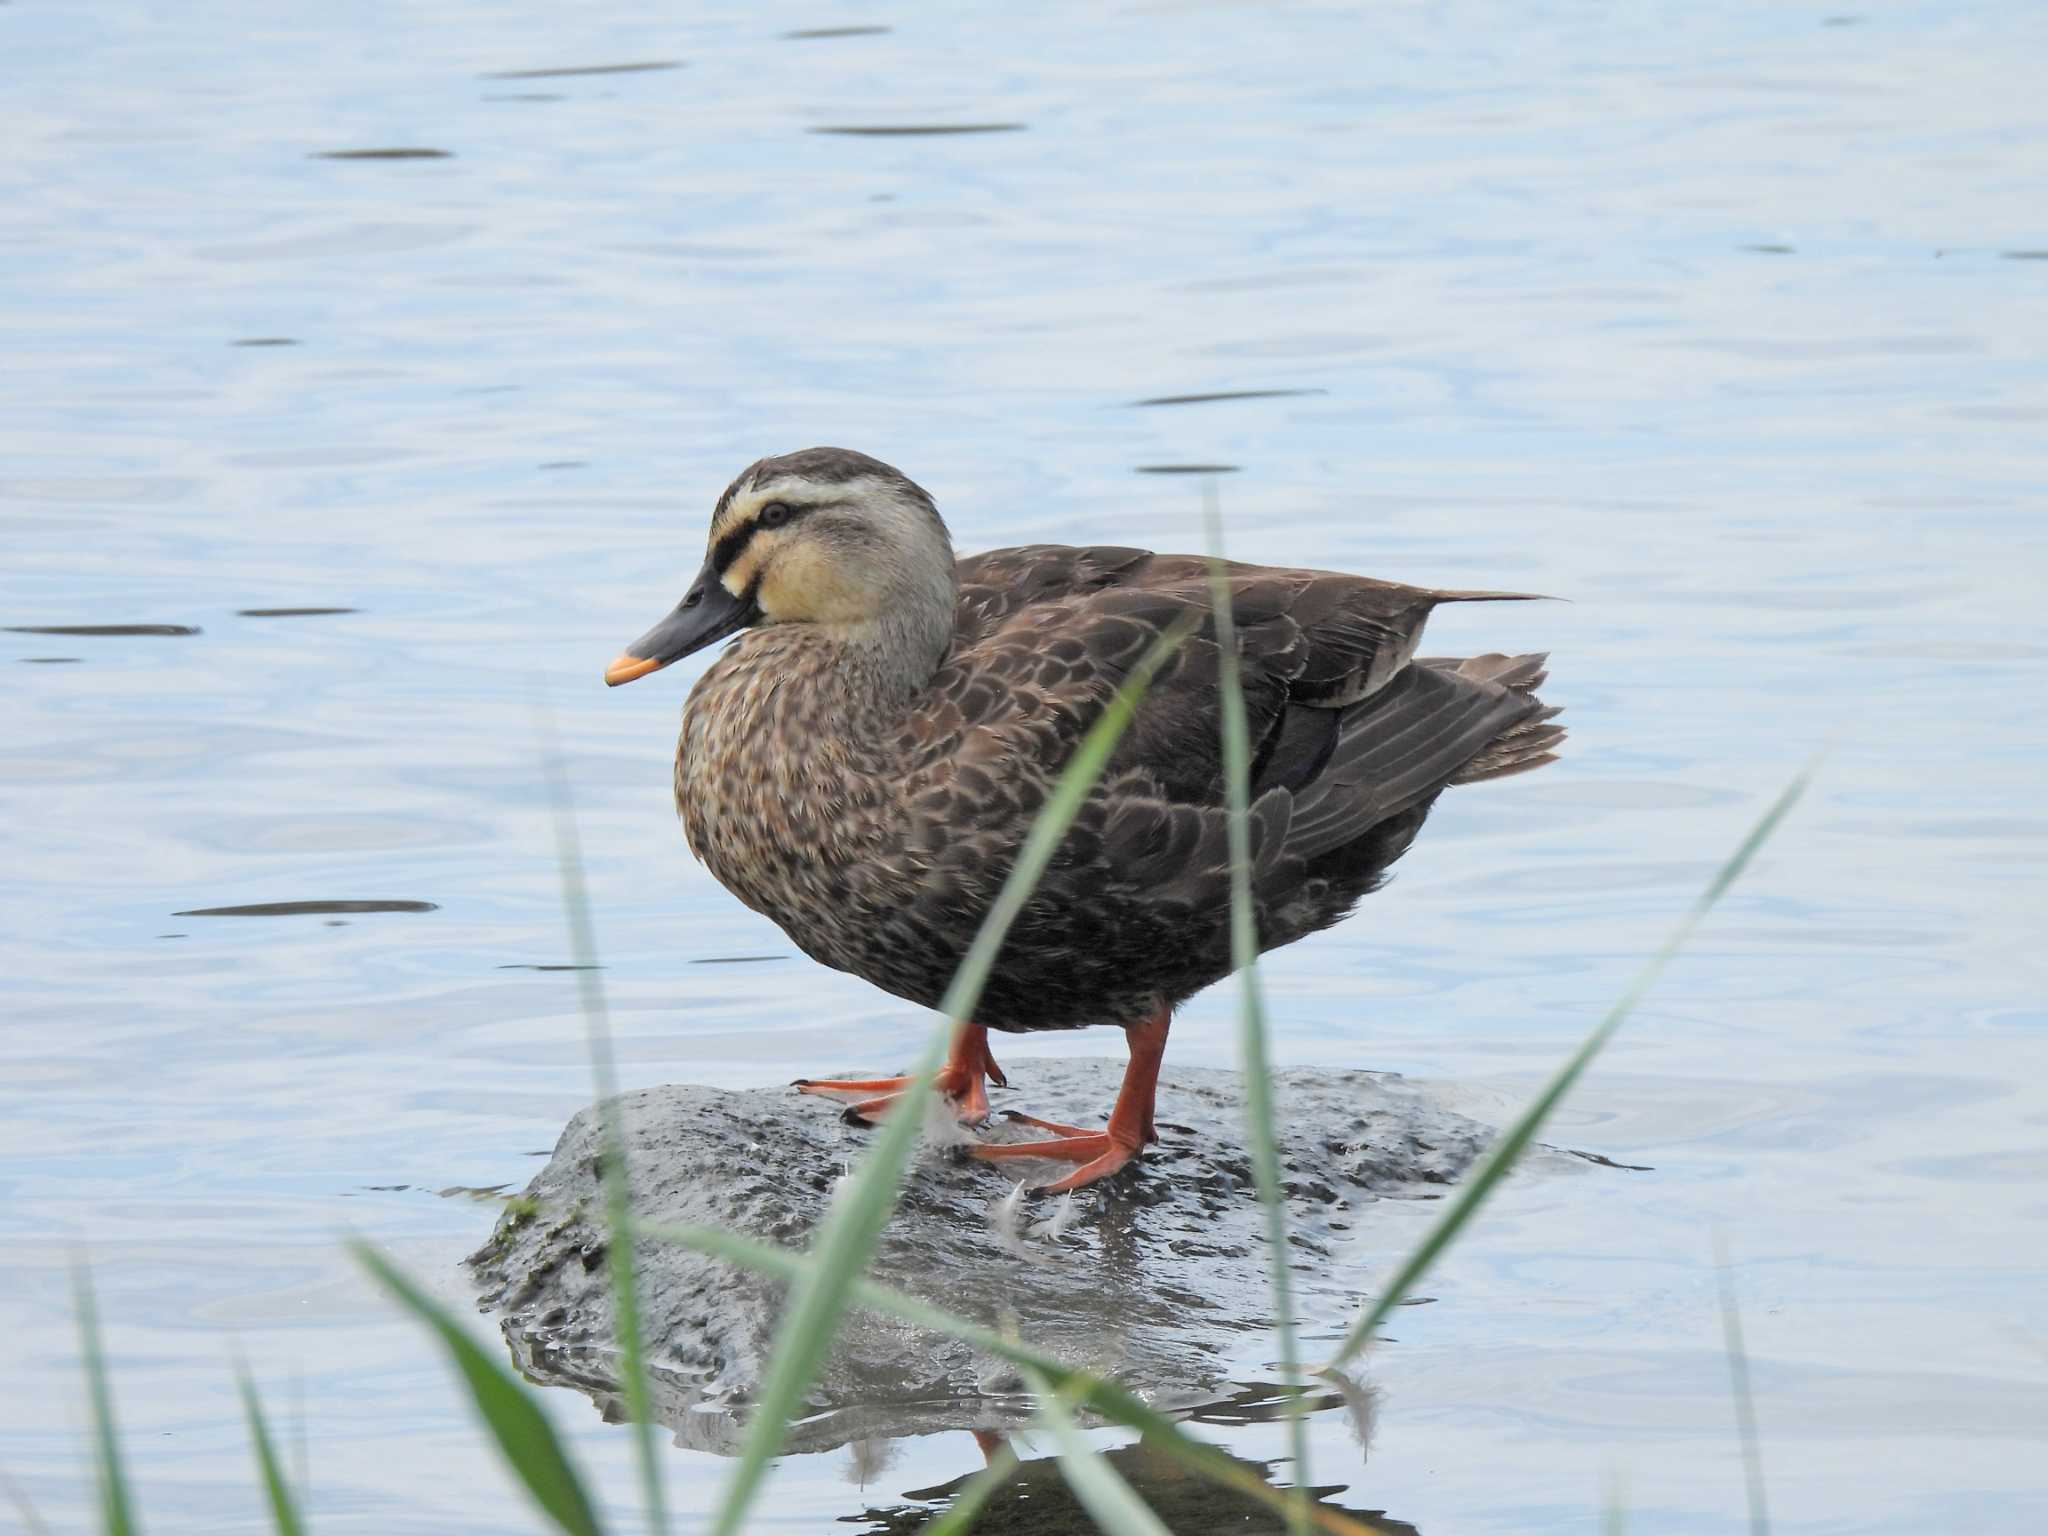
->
[604,652,664,687]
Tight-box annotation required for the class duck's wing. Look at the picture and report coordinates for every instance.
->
[953,544,1152,648]
[945,546,1556,892]
[954,548,1541,797]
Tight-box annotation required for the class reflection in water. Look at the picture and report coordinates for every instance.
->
[237,606,357,617]
[849,1432,1418,1536]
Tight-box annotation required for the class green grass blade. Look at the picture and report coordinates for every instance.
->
[1324,766,1811,1368]
[350,1240,603,1536]
[1022,1363,1174,1536]
[642,1219,1383,1536]
[1716,1235,1771,1536]
[706,617,1196,1536]
[1204,488,1311,1534]
[72,1262,138,1536]
[913,1437,1021,1536]
[235,1364,307,1536]
[539,719,666,1534]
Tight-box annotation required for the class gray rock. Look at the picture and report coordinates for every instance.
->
[468,1059,1523,1455]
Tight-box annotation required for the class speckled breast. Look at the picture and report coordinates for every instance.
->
[672,637,922,991]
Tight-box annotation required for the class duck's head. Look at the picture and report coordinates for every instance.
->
[606,446,954,686]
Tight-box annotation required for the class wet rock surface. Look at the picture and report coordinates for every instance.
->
[468,1059,1532,1454]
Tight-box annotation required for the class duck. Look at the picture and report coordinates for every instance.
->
[606,447,1563,1194]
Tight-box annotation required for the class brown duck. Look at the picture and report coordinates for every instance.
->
[607,447,1563,1193]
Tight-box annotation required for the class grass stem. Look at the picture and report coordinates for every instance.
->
[1715,1234,1772,1536]
[538,704,666,1535]
[1204,483,1312,1534]
[73,1260,138,1536]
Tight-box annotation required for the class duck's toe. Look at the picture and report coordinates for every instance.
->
[997,1108,1095,1138]
[968,1130,1140,1193]
[795,1072,993,1125]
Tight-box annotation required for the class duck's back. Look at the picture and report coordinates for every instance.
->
[828,544,1564,1031]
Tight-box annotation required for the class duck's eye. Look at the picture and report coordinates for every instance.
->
[758,501,794,529]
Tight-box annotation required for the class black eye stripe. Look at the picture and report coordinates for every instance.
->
[709,521,755,576]
[708,502,821,575]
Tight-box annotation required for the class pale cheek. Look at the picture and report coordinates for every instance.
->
[777,561,875,623]
[758,565,820,620]
[722,548,762,597]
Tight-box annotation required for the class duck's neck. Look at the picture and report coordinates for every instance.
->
[813,598,954,723]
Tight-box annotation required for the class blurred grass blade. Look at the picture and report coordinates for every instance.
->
[1603,1485,1628,1536]
[289,1370,309,1530]
[350,1240,602,1536]
[1716,1236,1771,1536]
[539,715,666,1534]
[1204,488,1311,1534]
[1325,766,1811,1367]
[73,1261,138,1536]
[644,1219,1382,1536]
[1022,1363,1174,1536]
[914,1437,1021,1536]
[0,1466,52,1536]
[707,618,1196,1536]
[235,1364,306,1536]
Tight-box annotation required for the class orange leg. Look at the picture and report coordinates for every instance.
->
[794,1020,1008,1124]
[968,1006,1169,1193]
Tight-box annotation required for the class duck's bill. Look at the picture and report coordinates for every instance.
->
[604,571,758,687]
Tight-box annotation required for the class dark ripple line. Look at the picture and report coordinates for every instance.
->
[7,623,199,637]
[1129,388,1326,408]
[174,900,439,917]
[314,148,453,161]
[482,60,682,79]
[812,123,1025,137]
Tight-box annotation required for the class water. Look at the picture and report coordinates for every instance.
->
[6,1,2047,1529]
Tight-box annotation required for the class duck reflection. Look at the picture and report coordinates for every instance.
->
[845,1427,1418,1536]
[506,1323,1409,1532]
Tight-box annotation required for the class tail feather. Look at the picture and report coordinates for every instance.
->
[1425,651,1567,785]
[1426,589,1557,605]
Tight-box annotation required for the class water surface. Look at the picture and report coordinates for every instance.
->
[5,1,2047,1531]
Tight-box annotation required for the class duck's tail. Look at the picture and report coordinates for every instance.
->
[1427,651,1566,783]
